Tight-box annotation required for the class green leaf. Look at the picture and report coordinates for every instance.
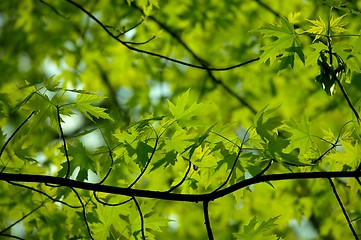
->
[168,89,204,127]
[75,93,113,122]
[257,17,303,64]
[330,14,348,34]
[57,140,96,181]
[306,17,327,41]
[234,216,280,240]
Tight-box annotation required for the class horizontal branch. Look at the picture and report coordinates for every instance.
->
[1,170,359,202]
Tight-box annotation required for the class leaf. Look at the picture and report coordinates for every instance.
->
[286,116,313,155]
[330,14,348,34]
[326,140,361,169]
[168,89,204,127]
[306,17,327,41]
[91,204,128,240]
[234,216,280,240]
[287,12,302,24]
[135,141,154,168]
[57,140,96,181]
[306,14,348,40]
[257,17,303,64]
[75,93,113,122]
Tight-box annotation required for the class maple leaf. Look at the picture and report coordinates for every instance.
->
[306,14,348,41]
[306,17,327,41]
[234,216,281,240]
[75,93,113,122]
[257,17,303,65]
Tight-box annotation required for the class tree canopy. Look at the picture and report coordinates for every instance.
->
[1,0,361,239]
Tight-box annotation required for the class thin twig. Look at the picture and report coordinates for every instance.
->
[132,197,146,240]
[56,106,71,178]
[0,202,43,235]
[335,78,360,123]
[70,187,94,240]
[38,0,69,19]
[123,35,156,45]
[0,111,35,158]
[167,161,192,192]
[254,0,282,18]
[0,233,25,240]
[93,191,132,206]
[128,136,159,188]
[255,159,273,177]
[328,178,359,240]
[65,0,261,72]
[8,181,81,208]
[213,148,242,192]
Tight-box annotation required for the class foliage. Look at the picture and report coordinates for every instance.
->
[1,0,361,239]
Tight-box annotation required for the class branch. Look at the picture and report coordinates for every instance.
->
[66,0,259,72]
[70,187,94,240]
[203,201,214,240]
[0,202,43,235]
[133,197,146,240]
[167,160,192,192]
[0,111,35,158]
[253,0,282,18]
[64,0,258,113]
[7,181,81,208]
[38,0,69,19]
[128,136,159,188]
[328,178,359,240]
[129,2,258,113]
[335,77,360,123]
[56,106,71,179]
[1,171,360,202]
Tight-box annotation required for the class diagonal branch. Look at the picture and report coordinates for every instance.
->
[0,111,35,158]
[0,202,43,235]
[328,178,359,240]
[56,106,71,179]
[128,136,159,188]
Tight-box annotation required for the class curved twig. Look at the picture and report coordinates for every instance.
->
[167,160,192,192]
[70,187,94,240]
[8,181,81,208]
[132,197,146,240]
[128,136,159,188]
[0,111,36,158]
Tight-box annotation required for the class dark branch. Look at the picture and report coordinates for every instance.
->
[70,187,94,240]
[167,161,192,192]
[328,178,359,240]
[0,111,35,158]
[203,201,214,240]
[1,170,360,202]
[128,136,159,188]
[0,203,43,235]
[8,181,81,208]
[133,197,146,240]
[56,106,71,179]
